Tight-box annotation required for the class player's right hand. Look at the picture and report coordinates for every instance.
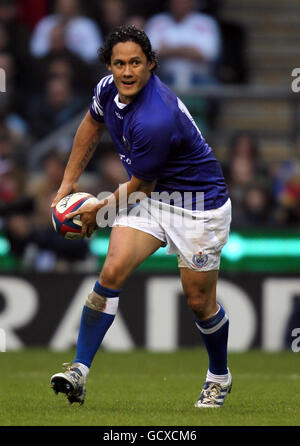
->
[51,182,78,208]
[65,201,100,238]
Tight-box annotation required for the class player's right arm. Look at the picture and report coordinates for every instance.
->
[51,110,105,208]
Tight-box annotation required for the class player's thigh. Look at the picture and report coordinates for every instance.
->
[99,225,163,288]
[180,267,219,316]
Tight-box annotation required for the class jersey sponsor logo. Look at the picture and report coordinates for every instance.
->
[119,154,131,165]
[115,111,123,120]
[192,251,208,268]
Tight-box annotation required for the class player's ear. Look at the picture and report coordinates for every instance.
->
[148,60,156,71]
[107,64,112,72]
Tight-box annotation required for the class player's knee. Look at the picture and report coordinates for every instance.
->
[99,263,125,289]
[186,289,212,319]
[187,296,207,318]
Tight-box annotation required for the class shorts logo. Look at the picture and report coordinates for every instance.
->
[192,251,208,268]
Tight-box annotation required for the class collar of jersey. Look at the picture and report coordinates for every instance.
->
[114,94,128,110]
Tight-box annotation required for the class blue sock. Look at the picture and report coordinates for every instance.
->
[194,303,229,375]
[74,281,121,368]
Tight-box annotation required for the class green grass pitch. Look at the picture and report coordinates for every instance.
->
[0,348,299,426]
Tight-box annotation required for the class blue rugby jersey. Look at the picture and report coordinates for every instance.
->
[89,73,228,210]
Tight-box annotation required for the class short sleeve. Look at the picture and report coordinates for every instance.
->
[89,75,113,123]
[130,117,173,181]
[90,90,104,123]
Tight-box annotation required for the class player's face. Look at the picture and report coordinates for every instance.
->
[108,41,155,104]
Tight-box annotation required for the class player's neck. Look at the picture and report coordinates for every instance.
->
[118,94,133,105]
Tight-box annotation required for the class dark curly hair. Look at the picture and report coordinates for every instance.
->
[98,25,158,71]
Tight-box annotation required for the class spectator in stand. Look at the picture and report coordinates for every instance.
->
[0,0,30,63]
[0,161,34,226]
[277,163,300,226]
[223,131,274,228]
[223,131,270,184]
[199,0,221,16]
[26,150,91,228]
[92,0,127,38]
[27,76,85,139]
[125,15,146,31]
[30,22,94,97]
[26,151,68,227]
[0,150,35,262]
[239,184,276,228]
[0,21,8,51]
[91,0,145,41]
[17,0,49,32]
[30,0,103,64]
[0,51,29,139]
[145,0,221,90]
[88,144,129,197]
[0,149,22,204]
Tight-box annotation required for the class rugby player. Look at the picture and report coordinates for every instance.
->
[50,26,232,408]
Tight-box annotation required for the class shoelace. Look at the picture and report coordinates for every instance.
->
[62,362,73,372]
[201,383,222,404]
[62,363,82,383]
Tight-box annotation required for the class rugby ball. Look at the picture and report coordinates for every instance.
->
[52,192,99,239]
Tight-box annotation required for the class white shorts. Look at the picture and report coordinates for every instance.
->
[112,197,231,271]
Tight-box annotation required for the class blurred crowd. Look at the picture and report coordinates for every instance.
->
[0,0,298,271]
[222,132,300,230]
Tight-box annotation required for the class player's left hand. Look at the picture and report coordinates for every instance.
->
[65,202,99,238]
